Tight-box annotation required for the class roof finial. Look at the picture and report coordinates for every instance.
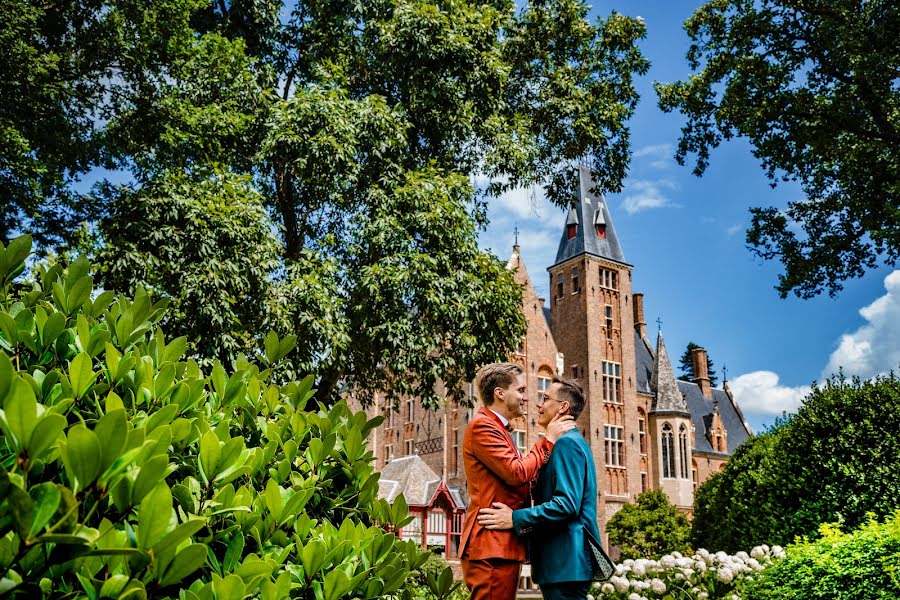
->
[513,225,520,247]
[722,363,728,383]
[656,317,663,333]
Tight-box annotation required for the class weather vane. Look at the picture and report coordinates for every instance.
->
[656,317,663,332]
[722,364,728,382]
[513,225,520,246]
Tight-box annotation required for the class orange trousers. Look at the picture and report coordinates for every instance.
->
[460,557,521,600]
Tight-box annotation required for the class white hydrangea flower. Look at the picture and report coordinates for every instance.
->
[750,546,765,559]
[747,558,762,571]
[683,568,695,578]
[772,545,786,559]
[592,582,602,590]
[676,557,694,569]
[736,551,750,561]
[695,560,708,572]
[660,555,676,569]
[586,595,594,600]
[762,544,770,553]
[672,551,683,559]
[601,583,615,594]
[699,593,709,600]
[675,572,684,580]
[628,593,641,600]
[717,567,735,584]
[612,576,630,593]
[631,562,646,577]
[650,579,666,594]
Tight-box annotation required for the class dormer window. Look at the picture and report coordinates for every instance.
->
[567,224,577,239]
[593,208,607,239]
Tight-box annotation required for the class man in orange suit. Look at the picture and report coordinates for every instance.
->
[459,362,575,600]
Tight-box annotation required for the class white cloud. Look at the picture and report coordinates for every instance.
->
[633,143,674,170]
[729,371,811,416]
[620,179,679,215]
[726,224,742,237]
[493,185,548,220]
[823,270,900,380]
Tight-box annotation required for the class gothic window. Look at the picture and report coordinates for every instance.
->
[386,402,395,429]
[557,273,563,298]
[605,304,613,332]
[405,398,415,423]
[604,425,624,467]
[602,361,621,403]
[537,375,551,403]
[661,423,675,478]
[573,267,580,293]
[641,471,648,493]
[405,439,414,455]
[638,411,647,454]
[679,423,689,478]
[385,444,394,463]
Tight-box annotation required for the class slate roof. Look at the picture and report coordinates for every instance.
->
[650,332,689,414]
[377,455,466,508]
[634,330,752,455]
[553,166,628,267]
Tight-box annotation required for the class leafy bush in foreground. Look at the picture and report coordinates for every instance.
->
[739,512,900,599]
[0,234,441,599]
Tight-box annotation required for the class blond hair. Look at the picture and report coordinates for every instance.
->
[476,362,523,406]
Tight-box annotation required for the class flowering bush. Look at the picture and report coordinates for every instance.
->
[590,545,785,600]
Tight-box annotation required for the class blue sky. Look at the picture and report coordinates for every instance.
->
[479,1,899,433]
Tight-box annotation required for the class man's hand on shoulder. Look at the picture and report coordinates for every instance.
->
[477,502,514,530]
[545,413,576,443]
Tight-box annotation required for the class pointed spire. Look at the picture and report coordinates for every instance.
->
[650,331,690,414]
[553,166,627,267]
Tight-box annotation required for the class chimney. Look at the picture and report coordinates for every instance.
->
[691,347,712,399]
[633,292,647,338]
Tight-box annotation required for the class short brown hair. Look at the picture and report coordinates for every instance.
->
[553,377,585,419]
[476,362,523,406]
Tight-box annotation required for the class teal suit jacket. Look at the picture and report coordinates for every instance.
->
[511,429,600,585]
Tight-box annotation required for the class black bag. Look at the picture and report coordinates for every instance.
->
[583,527,616,581]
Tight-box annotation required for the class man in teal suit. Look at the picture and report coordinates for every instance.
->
[478,378,599,600]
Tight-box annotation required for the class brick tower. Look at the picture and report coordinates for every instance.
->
[547,166,642,532]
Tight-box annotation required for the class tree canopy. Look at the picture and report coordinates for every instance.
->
[678,342,718,387]
[1,0,649,405]
[656,0,900,299]
[692,374,900,553]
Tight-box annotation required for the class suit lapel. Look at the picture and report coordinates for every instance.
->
[479,407,519,456]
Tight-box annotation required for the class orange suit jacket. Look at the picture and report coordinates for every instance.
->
[459,407,554,561]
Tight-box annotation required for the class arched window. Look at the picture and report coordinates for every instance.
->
[661,423,675,478]
[679,424,689,479]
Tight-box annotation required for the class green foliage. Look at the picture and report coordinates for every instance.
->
[2,0,649,407]
[677,342,718,387]
[740,513,900,599]
[607,489,692,559]
[656,0,900,299]
[95,170,281,366]
[691,431,785,554]
[0,234,451,598]
[692,374,900,552]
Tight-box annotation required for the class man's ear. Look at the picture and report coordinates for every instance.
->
[559,402,570,416]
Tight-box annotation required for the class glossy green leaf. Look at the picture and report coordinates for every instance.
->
[159,544,207,586]
[63,424,102,492]
[69,352,97,398]
[28,482,61,538]
[138,482,174,549]
[199,430,220,483]
[151,518,206,557]
[27,413,66,458]
[323,568,351,600]
[94,408,127,473]
[2,377,36,450]
[132,454,169,504]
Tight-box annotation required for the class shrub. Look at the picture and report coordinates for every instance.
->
[607,489,692,559]
[740,512,900,599]
[692,375,900,551]
[0,234,450,599]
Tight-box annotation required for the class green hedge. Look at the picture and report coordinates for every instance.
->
[740,512,900,599]
[0,235,456,599]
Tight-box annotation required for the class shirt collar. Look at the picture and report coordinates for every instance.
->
[488,408,509,428]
